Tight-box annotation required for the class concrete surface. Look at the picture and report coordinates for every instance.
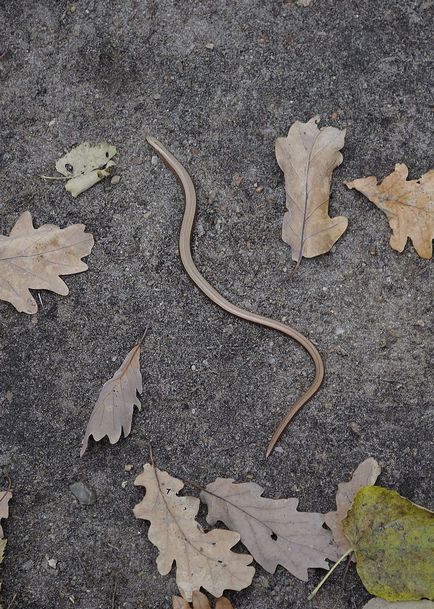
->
[0,1,433,608]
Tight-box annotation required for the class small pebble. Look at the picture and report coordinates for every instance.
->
[124,464,133,472]
[121,480,128,489]
[111,175,121,185]
[151,155,159,166]
[205,42,214,49]
[152,93,161,100]
[47,557,58,569]
[255,185,264,193]
[275,446,284,454]
[350,422,362,435]
[69,481,97,506]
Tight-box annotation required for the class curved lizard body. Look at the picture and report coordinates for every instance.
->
[146,136,324,457]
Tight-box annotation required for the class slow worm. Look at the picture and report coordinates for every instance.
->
[146,136,324,457]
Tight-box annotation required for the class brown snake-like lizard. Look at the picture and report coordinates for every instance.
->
[146,136,324,457]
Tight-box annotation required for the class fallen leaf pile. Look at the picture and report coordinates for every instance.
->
[0,211,94,314]
[81,331,147,456]
[173,591,233,609]
[55,141,117,197]
[131,458,434,605]
[133,463,255,601]
[201,477,339,579]
[308,459,434,603]
[275,116,348,267]
[346,164,434,259]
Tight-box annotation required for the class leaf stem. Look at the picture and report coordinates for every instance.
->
[307,547,354,601]
[138,324,150,346]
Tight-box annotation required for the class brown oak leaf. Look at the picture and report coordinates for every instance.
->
[0,490,11,539]
[0,211,94,313]
[324,457,381,556]
[275,116,348,266]
[80,333,147,456]
[201,477,339,581]
[346,164,434,259]
[133,464,254,601]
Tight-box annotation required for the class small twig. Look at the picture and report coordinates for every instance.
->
[138,324,150,347]
[73,549,88,576]
[111,574,118,609]
[6,593,18,609]
[39,175,69,181]
[183,477,205,493]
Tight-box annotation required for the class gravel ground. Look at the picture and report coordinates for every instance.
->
[0,1,433,608]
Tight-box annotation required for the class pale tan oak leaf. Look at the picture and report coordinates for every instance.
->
[172,591,233,609]
[0,491,11,539]
[80,334,146,456]
[0,211,93,314]
[324,457,381,556]
[275,116,348,266]
[133,464,254,601]
[201,477,339,581]
[346,164,434,259]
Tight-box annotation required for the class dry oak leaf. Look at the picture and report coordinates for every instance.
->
[173,591,233,609]
[0,538,6,566]
[0,211,94,314]
[0,490,11,539]
[325,457,381,556]
[346,164,434,259]
[133,464,254,601]
[80,333,146,456]
[201,478,339,581]
[275,116,348,265]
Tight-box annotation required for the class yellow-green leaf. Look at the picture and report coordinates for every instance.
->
[343,486,434,601]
